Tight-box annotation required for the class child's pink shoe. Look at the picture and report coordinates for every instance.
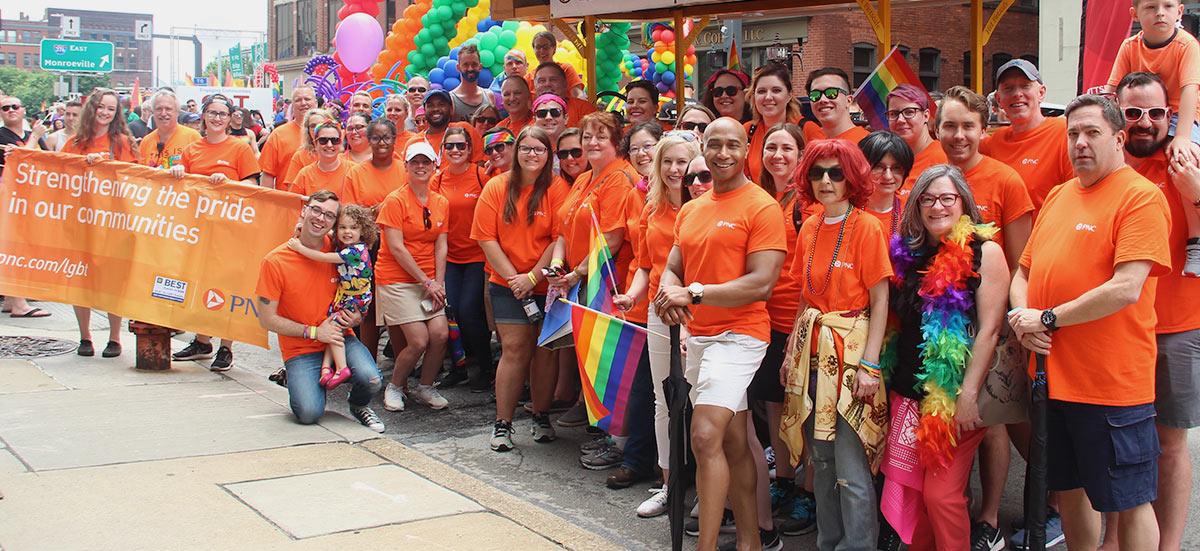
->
[326,367,352,388]
[318,366,334,388]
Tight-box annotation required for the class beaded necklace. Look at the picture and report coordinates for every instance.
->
[805,206,853,296]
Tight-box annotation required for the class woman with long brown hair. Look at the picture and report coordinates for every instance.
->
[472,126,568,451]
[744,63,804,181]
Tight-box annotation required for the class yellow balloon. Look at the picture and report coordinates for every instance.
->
[651,51,662,63]
[662,51,675,65]
[685,63,694,75]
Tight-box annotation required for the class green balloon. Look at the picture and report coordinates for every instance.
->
[499,30,517,48]
[421,43,436,57]
[452,2,467,15]
[437,5,452,20]
[428,23,443,37]
[494,45,507,61]
[655,61,667,73]
[434,36,450,51]
[409,51,424,66]
[479,33,498,51]
[479,50,495,67]
[502,21,518,31]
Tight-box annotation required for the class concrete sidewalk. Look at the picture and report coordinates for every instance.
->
[0,304,617,551]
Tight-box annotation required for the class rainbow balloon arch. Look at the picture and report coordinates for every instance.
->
[306,0,696,115]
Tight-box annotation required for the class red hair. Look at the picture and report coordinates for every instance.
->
[794,139,874,208]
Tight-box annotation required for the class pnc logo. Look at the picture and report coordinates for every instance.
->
[833,260,855,269]
[204,289,226,310]
[716,220,738,229]
[1075,223,1097,232]
[1021,158,1040,166]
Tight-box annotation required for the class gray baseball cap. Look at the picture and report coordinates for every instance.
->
[995,59,1042,84]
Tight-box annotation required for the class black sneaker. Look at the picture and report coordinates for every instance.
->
[173,339,214,361]
[579,442,622,470]
[350,405,385,433]
[268,367,287,387]
[439,368,469,388]
[971,521,1005,551]
[101,340,121,358]
[717,527,782,551]
[878,521,903,551]
[685,508,736,537]
[210,346,233,372]
[77,339,94,357]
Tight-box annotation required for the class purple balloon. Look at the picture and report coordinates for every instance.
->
[335,13,384,73]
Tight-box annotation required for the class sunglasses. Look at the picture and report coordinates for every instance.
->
[474,117,498,125]
[807,166,845,182]
[0,104,23,111]
[556,147,583,160]
[443,142,469,151]
[409,87,428,94]
[316,136,342,146]
[422,207,432,230]
[1123,107,1168,122]
[680,121,708,133]
[536,108,563,119]
[917,193,962,208]
[808,88,849,102]
[683,170,712,187]
[484,142,510,155]
[709,85,741,98]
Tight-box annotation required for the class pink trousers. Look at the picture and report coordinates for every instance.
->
[907,426,986,550]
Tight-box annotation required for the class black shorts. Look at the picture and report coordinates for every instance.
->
[1046,400,1160,512]
[487,282,545,325]
[747,330,789,403]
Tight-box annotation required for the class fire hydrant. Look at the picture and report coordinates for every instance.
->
[128,321,173,371]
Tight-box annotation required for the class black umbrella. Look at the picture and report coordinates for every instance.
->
[665,324,690,551]
[1023,353,1049,551]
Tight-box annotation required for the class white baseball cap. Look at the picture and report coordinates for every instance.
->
[405,141,439,163]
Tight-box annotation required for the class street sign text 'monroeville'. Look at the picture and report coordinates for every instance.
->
[39,39,115,74]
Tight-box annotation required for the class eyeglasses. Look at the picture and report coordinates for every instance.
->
[871,164,905,177]
[628,145,655,156]
[0,104,23,111]
[556,147,584,160]
[368,134,396,143]
[307,205,337,222]
[204,110,231,119]
[518,145,548,155]
[474,117,498,125]
[346,125,367,133]
[409,87,428,94]
[808,88,849,102]
[885,107,923,121]
[443,142,469,151]
[316,136,342,146]
[535,108,563,119]
[422,207,432,230]
[683,170,712,187]
[917,193,962,208]
[807,166,845,182]
[484,142,511,155]
[680,121,708,133]
[709,85,741,98]
[1123,107,1169,122]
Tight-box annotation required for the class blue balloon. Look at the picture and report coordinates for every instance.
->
[437,56,448,70]
[478,68,494,88]
[450,47,460,60]
[442,77,460,90]
[477,19,490,32]
[429,68,446,84]
[662,71,675,86]
[444,59,459,78]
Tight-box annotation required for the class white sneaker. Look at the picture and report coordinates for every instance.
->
[637,486,669,518]
[411,384,449,410]
[383,382,407,412]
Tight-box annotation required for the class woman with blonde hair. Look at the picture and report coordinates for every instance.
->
[280,108,335,192]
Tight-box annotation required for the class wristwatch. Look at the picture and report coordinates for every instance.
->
[1040,308,1058,331]
[688,282,705,305]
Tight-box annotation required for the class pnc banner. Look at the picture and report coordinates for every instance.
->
[0,149,303,347]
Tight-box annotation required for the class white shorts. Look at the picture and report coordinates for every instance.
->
[685,331,768,412]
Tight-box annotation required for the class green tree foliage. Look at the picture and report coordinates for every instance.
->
[0,68,110,113]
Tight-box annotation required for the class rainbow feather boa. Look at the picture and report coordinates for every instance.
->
[889,216,997,469]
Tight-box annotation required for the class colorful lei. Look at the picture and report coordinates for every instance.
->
[889,215,997,469]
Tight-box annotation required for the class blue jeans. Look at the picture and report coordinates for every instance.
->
[284,336,383,424]
[620,323,657,476]
[445,262,492,370]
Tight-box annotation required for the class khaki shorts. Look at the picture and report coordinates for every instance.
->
[376,282,445,326]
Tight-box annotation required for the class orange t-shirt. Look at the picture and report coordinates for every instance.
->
[281,149,319,192]
[790,209,893,314]
[471,173,569,293]
[374,185,450,285]
[259,121,302,179]
[292,159,353,199]
[863,195,906,238]
[343,160,407,208]
[61,133,137,162]
[496,114,532,137]
[181,138,260,181]
[421,122,484,165]
[557,160,639,267]
[638,201,680,304]
[980,117,1074,213]
[1021,166,1171,406]
[621,185,648,324]
[961,156,1034,251]
[431,165,488,264]
[744,116,803,181]
[566,97,597,127]
[801,121,870,146]
[1127,152,1200,334]
[254,241,340,361]
[1107,29,1200,120]
[765,192,808,333]
[138,126,201,168]
[675,183,787,342]
[900,140,949,198]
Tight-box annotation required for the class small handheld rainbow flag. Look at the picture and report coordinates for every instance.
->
[566,299,649,435]
[852,45,934,131]
[728,38,741,71]
[585,211,618,315]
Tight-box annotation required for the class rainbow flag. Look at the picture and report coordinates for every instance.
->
[567,300,647,435]
[585,212,617,314]
[852,45,933,131]
[130,77,142,108]
[728,38,741,71]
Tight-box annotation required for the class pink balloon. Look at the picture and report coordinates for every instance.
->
[336,13,384,73]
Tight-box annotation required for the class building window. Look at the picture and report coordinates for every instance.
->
[852,43,876,89]
[991,52,1013,88]
[275,3,295,59]
[297,0,318,57]
[6,53,15,65]
[919,48,940,92]
[1020,54,1039,66]
[386,0,398,30]
[327,0,344,50]
[23,53,32,67]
